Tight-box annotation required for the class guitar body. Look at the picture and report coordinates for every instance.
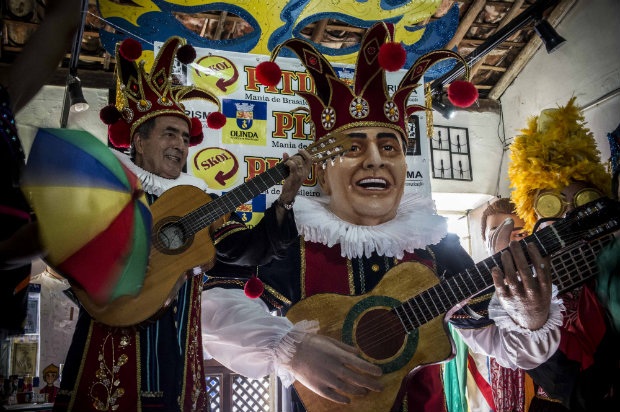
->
[286,261,454,412]
[73,185,226,326]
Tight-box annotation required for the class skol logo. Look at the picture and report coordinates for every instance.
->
[192,147,240,190]
[191,55,240,96]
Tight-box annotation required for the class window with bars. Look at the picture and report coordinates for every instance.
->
[429,125,472,181]
[205,359,279,412]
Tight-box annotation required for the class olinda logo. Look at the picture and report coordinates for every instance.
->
[192,147,240,190]
[191,55,240,95]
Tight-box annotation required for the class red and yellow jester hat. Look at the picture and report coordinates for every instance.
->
[256,22,475,143]
[100,37,226,148]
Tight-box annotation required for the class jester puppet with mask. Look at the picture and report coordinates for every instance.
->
[201,22,563,412]
[54,37,313,412]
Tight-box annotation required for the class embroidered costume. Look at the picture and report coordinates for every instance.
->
[55,35,298,412]
[54,156,296,412]
[202,195,562,411]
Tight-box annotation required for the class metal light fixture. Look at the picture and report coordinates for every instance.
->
[433,99,455,120]
[68,76,89,112]
[534,19,566,53]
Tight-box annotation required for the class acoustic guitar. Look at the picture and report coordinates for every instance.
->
[286,197,620,412]
[72,132,351,327]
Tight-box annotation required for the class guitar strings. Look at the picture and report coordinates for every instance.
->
[354,239,603,352]
[356,227,597,344]
[351,220,613,349]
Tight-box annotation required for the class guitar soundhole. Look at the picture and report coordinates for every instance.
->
[158,222,186,251]
[355,309,406,360]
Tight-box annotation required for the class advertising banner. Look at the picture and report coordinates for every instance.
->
[162,43,431,227]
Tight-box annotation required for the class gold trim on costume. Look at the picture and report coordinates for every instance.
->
[300,237,307,299]
[68,320,94,411]
[346,258,355,295]
[136,330,142,412]
[264,284,292,306]
[468,292,493,304]
[213,227,248,246]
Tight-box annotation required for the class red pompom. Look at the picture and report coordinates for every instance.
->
[244,274,264,299]
[119,38,142,61]
[206,111,226,129]
[176,44,196,65]
[189,117,204,146]
[108,120,131,148]
[447,80,479,108]
[100,105,121,125]
[256,61,282,87]
[378,42,407,72]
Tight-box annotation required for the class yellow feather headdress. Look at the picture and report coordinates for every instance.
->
[508,97,611,233]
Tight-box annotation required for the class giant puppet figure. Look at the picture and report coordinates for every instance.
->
[201,22,562,412]
[53,37,313,412]
[507,98,620,411]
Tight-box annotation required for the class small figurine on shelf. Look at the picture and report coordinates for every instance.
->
[9,375,18,395]
[39,364,59,403]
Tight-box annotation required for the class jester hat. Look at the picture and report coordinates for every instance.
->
[256,22,476,143]
[100,37,226,148]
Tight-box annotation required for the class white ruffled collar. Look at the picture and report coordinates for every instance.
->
[294,193,447,259]
[113,151,208,196]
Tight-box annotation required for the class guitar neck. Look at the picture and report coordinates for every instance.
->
[180,162,289,236]
[393,225,614,333]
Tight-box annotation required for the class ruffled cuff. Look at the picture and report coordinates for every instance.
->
[274,320,320,387]
[488,284,564,344]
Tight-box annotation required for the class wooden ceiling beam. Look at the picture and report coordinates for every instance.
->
[470,0,525,78]
[213,11,228,40]
[489,0,577,99]
[462,38,526,47]
[311,19,329,43]
[446,0,487,50]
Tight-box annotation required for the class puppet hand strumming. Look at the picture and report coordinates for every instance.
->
[289,333,382,404]
[491,241,552,331]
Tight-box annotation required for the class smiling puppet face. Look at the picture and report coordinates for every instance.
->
[318,126,407,226]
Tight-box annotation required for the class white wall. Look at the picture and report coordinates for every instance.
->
[15,85,109,156]
[498,0,620,196]
[429,109,503,212]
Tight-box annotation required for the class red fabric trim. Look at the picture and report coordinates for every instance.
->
[0,204,30,221]
[558,284,607,370]
[304,242,351,296]
[405,365,447,412]
[59,201,134,304]
[71,324,139,411]
[468,353,497,411]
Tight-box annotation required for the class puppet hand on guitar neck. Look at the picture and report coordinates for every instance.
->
[286,333,382,404]
[280,149,313,205]
[491,241,553,331]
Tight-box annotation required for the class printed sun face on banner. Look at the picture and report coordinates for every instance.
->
[221,99,267,146]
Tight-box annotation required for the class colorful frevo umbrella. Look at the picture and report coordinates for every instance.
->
[22,128,152,304]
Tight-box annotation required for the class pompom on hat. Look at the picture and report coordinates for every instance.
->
[508,97,612,233]
[256,22,474,144]
[102,37,225,148]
